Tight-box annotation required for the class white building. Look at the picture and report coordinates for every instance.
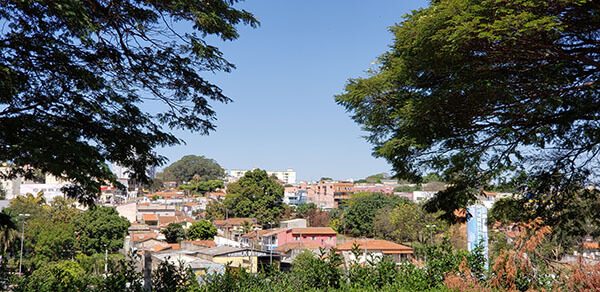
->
[229,168,296,184]
[20,183,71,202]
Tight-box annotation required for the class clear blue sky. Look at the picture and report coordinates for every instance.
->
[156,0,429,181]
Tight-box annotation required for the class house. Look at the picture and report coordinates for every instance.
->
[274,242,321,264]
[285,227,337,249]
[151,251,225,277]
[142,214,158,226]
[244,227,337,251]
[336,239,413,265]
[127,232,164,252]
[157,215,196,228]
[137,204,176,221]
[241,229,273,248]
[180,240,216,250]
[194,246,279,273]
[182,202,203,216]
[213,218,259,241]
[208,192,227,201]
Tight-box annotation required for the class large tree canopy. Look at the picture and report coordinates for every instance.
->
[224,169,284,227]
[160,155,225,182]
[336,0,600,220]
[0,1,258,204]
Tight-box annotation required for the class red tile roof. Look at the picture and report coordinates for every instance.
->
[143,214,158,221]
[158,216,196,227]
[583,242,599,249]
[131,232,157,242]
[181,240,216,248]
[213,218,256,226]
[291,227,336,235]
[241,229,272,239]
[336,239,413,254]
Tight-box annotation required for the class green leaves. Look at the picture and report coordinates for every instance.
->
[223,169,284,227]
[187,219,217,240]
[0,1,257,205]
[337,0,600,218]
[71,206,130,255]
[161,155,225,183]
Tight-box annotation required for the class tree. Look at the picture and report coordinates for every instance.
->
[336,0,600,221]
[72,206,130,255]
[161,223,186,244]
[22,260,88,292]
[342,193,404,237]
[224,169,284,226]
[0,1,258,205]
[374,201,446,244]
[205,200,225,220]
[160,155,225,183]
[187,220,216,240]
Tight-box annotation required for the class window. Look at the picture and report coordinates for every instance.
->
[321,239,324,244]
[294,236,299,241]
[311,236,316,240]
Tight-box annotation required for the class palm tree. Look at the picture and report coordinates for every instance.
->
[0,212,18,254]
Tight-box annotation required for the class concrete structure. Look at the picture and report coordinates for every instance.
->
[244,227,337,251]
[289,181,355,209]
[0,166,22,200]
[230,168,297,184]
[412,191,437,202]
[353,183,397,194]
[195,246,279,273]
[213,218,259,241]
[19,183,71,202]
[136,204,176,221]
[280,219,307,229]
[151,251,225,277]
[116,202,137,222]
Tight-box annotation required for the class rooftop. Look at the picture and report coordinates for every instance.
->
[291,227,336,235]
[336,239,413,254]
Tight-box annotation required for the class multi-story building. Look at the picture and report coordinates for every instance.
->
[292,181,355,209]
[230,168,297,184]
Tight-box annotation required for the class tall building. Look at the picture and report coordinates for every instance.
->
[229,168,297,184]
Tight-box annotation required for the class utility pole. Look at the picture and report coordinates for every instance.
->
[18,213,30,276]
[104,244,108,274]
[426,225,436,245]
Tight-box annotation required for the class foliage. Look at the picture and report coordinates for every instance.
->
[393,185,421,193]
[161,223,187,243]
[25,220,76,268]
[187,220,217,240]
[291,248,344,289]
[342,193,404,237]
[336,0,600,221]
[490,218,553,291]
[179,179,224,194]
[18,260,88,292]
[488,197,524,225]
[95,255,144,292]
[161,155,225,183]
[0,1,258,205]
[152,258,200,292]
[419,237,486,288]
[224,169,284,227]
[205,200,225,220]
[75,253,125,276]
[374,201,446,244]
[72,206,130,255]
